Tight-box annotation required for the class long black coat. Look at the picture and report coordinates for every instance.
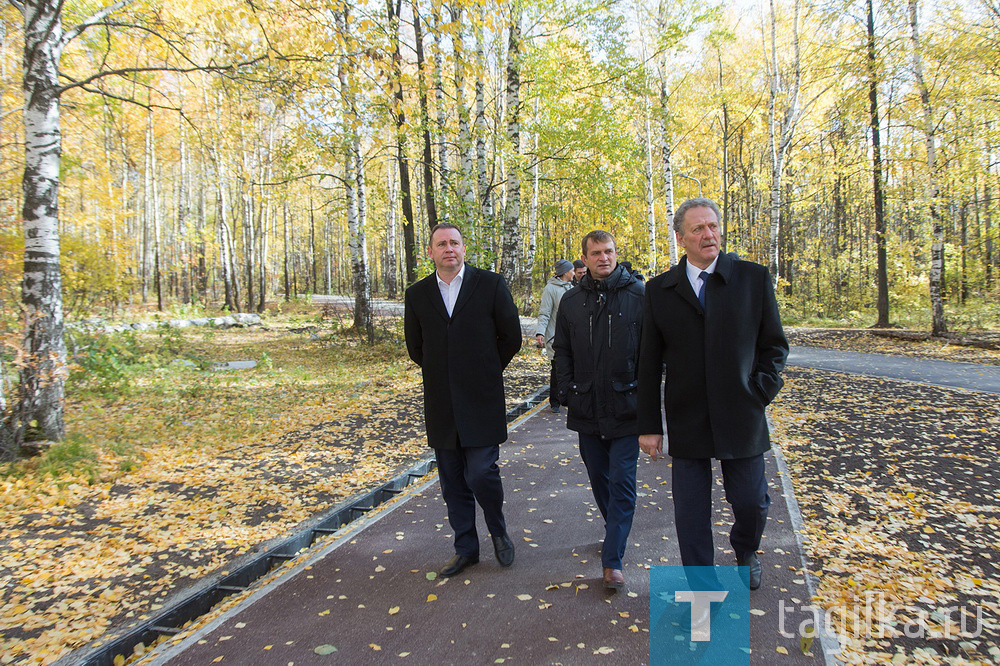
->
[404,264,522,450]
[636,252,788,459]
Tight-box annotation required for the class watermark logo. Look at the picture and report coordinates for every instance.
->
[650,566,751,665]
[778,591,984,645]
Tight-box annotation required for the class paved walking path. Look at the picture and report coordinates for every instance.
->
[138,338,994,665]
[787,347,1000,393]
[147,408,827,665]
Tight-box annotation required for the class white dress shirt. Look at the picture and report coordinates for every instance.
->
[685,256,719,297]
[436,264,466,317]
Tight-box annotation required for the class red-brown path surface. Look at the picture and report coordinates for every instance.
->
[146,407,830,665]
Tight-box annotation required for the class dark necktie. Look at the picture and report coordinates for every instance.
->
[697,271,710,307]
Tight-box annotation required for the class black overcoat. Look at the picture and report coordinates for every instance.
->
[636,252,788,459]
[404,264,522,450]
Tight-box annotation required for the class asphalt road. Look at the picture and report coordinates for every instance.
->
[787,347,1000,394]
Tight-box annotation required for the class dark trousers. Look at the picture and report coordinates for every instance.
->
[671,454,770,567]
[435,444,507,558]
[578,433,640,569]
[549,359,559,408]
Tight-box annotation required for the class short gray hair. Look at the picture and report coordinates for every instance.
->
[673,198,721,234]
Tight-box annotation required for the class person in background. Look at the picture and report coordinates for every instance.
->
[535,259,575,413]
[572,259,587,284]
[554,230,645,590]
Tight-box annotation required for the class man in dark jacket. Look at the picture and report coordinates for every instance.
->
[553,230,645,590]
[637,198,788,593]
[404,223,522,577]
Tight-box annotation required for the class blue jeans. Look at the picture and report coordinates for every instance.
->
[578,434,639,569]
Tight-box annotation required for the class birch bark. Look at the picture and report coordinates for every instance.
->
[908,0,947,335]
[499,1,522,287]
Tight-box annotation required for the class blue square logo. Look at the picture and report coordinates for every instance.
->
[650,566,753,665]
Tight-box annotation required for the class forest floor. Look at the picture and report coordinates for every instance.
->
[0,317,997,664]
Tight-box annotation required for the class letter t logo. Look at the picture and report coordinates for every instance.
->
[675,590,729,641]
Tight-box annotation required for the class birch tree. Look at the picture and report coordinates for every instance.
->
[337,8,374,341]
[766,0,802,284]
[499,0,522,287]
[866,0,890,327]
[907,0,947,336]
[12,0,132,441]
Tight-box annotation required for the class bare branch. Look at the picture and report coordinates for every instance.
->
[57,58,267,95]
[61,0,134,46]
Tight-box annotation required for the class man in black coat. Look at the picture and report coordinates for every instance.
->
[404,223,522,577]
[554,230,645,590]
[637,198,788,592]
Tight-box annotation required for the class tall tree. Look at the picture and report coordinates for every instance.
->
[388,0,418,283]
[337,8,374,341]
[766,0,803,284]
[866,0,890,327]
[907,0,946,335]
[412,0,439,229]
[499,0,522,287]
[13,0,132,440]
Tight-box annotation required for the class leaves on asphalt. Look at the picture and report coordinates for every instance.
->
[771,366,999,664]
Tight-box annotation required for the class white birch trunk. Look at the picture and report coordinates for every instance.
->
[432,8,448,221]
[767,0,802,284]
[17,0,131,440]
[386,163,398,298]
[644,94,657,274]
[908,0,947,335]
[523,97,540,309]
[453,7,476,222]
[499,3,522,287]
[475,10,493,237]
[337,9,373,340]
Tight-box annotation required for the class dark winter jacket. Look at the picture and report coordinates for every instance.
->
[553,263,645,438]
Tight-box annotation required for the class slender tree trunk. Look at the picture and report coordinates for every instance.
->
[523,97,539,309]
[767,0,802,284]
[386,164,399,298]
[719,50,730,253]
[644,91,656,274]
[867,0,890,327]
[388,0,417,283]
[908,0,947,334]
[309,189,317,292]
[283,200,291,301]
[431,6,448,221]
[147,114,164,311]
[656,1,678,267]
[412,0,438,230]
[985,129,994,289]
[453,7,476,225]
[19,0,68,441]
[338,8,374,341]
[499,1,522,287]
[475,11,493,242]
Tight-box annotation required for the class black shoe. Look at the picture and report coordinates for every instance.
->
[550,404,560,413]
[736,553,762,590]
[492,533,515,567]
[440,553,479,577]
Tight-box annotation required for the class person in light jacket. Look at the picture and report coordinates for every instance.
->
[534,259,575,412]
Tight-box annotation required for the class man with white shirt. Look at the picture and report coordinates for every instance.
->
[636,198,788,592]
[404,223,522,577]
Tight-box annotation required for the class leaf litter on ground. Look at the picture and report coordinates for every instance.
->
[0,314,548,664]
